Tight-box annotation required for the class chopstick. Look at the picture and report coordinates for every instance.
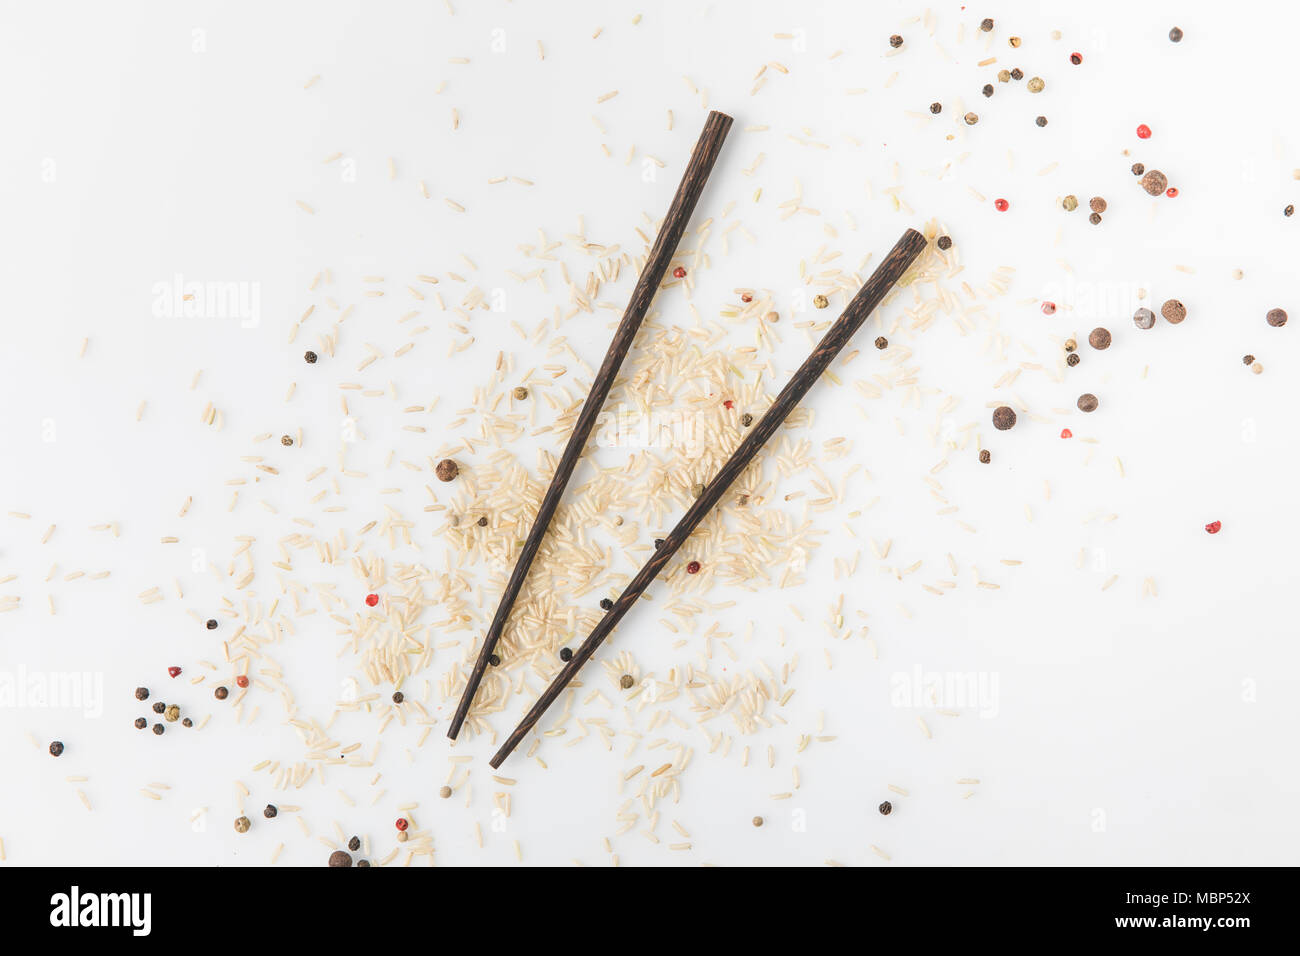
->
[447,109,734,740]
[489,227,929,767]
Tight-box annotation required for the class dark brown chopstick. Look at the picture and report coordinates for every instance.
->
[489,227,928,767]
[447,110,734,741]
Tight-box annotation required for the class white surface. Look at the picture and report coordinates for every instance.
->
[1,0,1298,866]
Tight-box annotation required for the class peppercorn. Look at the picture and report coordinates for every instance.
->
[765,311,779,323]
[672,266,686,279]
[654,538,664,549]
[278,435,293,449]
[348,836,361,852]
[49,741,64,757]
[1267,308,1288,327]
[1139,170,1168,196]
[964,112,979,126]
[812,294,829,309]
[439,785,453,798]
[1243,354,1255,365]
[1089,327,1112,350]
[1009,36,1021,48]
[1010,67,1023,80]
[686,560,701,574]
[620,674,635,689]
[738,494,749,506]
[152,701,166,714]
[304,350,318,364]
[1077,393,1099,413]
[234,816,250,833]
[397,830,409,843]
[181,717,192,728]
[1041,301,1057,315]
[559,647,573,662]
[980,18,994,31]
[997,69,1010,83]
[1062,195,1078,211]
[1066,353,1080,367]
[929,101,942,114]
[752,816,764,827]
[992,406,1017,430]
[489,653,501,666]
[1205,520,1222,534]
[435,458,459,482]
[134,686,149,700]
[391,691,404,704]
[235,675,249,689]
[994,198,1008,211]
[1161,299,1186,324]
[982,84,993,97]
[1252,362,1264,375]
[740,412,753,427]
[357,859,370,867]
[978,449,991,464]
[1088,197,1107,214]
[512,386,529,400]
[1064,338,1077,352]
[328,850,352,867]
[889,34,903,48]
[1133,308,1156,330]
[134,717,147,729]
[740,293,752,303]
[164,704,180,723]
[1131,163,1145,176]
[1069,52,1082,65]
[205,618,218,630]
[1088,212,1102,224]
[936,235,952,250]
[691,482,705,498]
[395,817,409,831]
[1286,205,1295,218]
[1136,124,1152,139]
[167,666,181,678]
[152,723,164,735]
[1169,26,1183,42]
[879,801,893,816]
[1027,77,1045,93]
[600,597,613,610]
[1035,115,1047,127]
[264,804,278,818]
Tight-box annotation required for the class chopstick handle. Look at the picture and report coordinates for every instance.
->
[490,227,928,766]
[447,110,734,740]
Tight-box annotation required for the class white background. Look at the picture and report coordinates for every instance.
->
[1,0,1298,866]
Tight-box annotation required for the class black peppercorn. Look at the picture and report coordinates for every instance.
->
[992,406,1017,430]
[214,686,229,700]
[1286,205,1295,218]
[264,804,278,819]
[152,723,165,735]
[980,18,994,31]
[391,691,404,704]
[348,836,361,852]
[1010,67,1023,80]
[280,435,293,447]
[1243,354,1255,365]
[874,336,888,350]
[205,618,218,630]
[134,717,147,729]
[1035,115,1047,127]
[929,101,942,114]
[879,801,893,816]
[49,741,64,757]
[740,413,753,427]
[559,647,573,662]
[1066,352,1081,367]
[936,235,952,250]
[654,538,664,549]
[889,34,903,48]
[328,850,352,867]
[357,859,370,867]
[982,84,994,97]
[152,701,166,714]
[181,717,192,728]
[304,350,318,364]
[134,686,150,700]
[1169,26,1183,42]
[600,598,613,611]
[1089,212,1102,224]
[1131,162,1145,176]
[978,449,991,464]
[489,653,501,667]
[476,516,488,527]
[620,674,635,689]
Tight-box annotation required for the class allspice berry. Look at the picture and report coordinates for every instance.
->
[1089,197,1107,214]
[234,816,251,833]
[1133,308,1156,330]
[978,449,991,464]
[435,458,459,482]
[1266,308,1288,328]
[1088,327,1112,350]
[1161,299,1186,324]
[1077,393,1099,413]
[1139,170,1168,196]
[328,850,353,867]
[992,406,1017,430]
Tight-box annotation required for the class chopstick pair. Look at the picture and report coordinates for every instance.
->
[447,110,929,767]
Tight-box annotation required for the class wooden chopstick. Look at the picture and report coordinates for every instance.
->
[489,228,929,767]
[447,110,734,740]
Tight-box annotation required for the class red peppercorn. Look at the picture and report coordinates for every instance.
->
[672,266,686,279]
[395,817,409,831]
[1041,301,1057,315]
[1205,520,1222,534]
[236,675,249,689]
[686,560,701,574]
[723,399,734,410]
[1136,124,1152,139]
[1060,428,1073,439]
[167,666,181,678]
[1069,52,1083,64]
[994,198,1009,211]
[365,593,379,607]
[1165,187,1178,198]
[740,293,753,303]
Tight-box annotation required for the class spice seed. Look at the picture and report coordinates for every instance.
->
[328,850,353,867]
[234,816,250,833]
[980,18,994,31]
[1089,212,1102,225]
[280,435,293,446]
[264,804,278,818]
[752,815,764,827]
[1077,393,1099,413]
[164,705,180,722]
[929,102,942,114]
[440,786,453,798]
[1266,308,1288,328]
[1161,299,1186,324]
[600,598,614,610]
[1090,197,1107,214]
[874,336,889,350]
[1132,163,1145,176]
[1066,353,1080,367]
[1243,354,1255,365]
[889,34,903,48]
[740,412,753,427]
[964,112,979,126]
[49,741,64,757]
[303,350,318,364]
[1089,327,1112,350]
[879,801,893,815]
[1169,26,1183,42]
[512,386,529,400]
[1062,195,1078,212]
[152,723,164,735]
[134,717,147,730]
[1133,308,1156,330]
[1140,170,1168,196]
[559,647,573,662]
[1010,68,1023,80]
[982,84,994,97]
[1035,115,1047,127]
[620,674,634,689]
[936,235,952,250]
[205,618,218,630]
[348,836,361,851]
[992,406,1017,431]
[134,686,149,700]
[1027,77,1045,93]
[978,449,991,464]
[152,701,166,714]
[812,294,829,309]
[435,458,459,482]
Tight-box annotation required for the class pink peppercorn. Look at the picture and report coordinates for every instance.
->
[1060,428,1073,439]
[236,675,249,689]
[395,817,409,831]
[672,266,686,279]
[1069,52,1083,65]
[686,561,701,574]
[167,666,181,678]
[1041,301,1057,315]
[994,198,1009,211]
[1166,187,1179,198]
[365,593,379,607]
[1136,124,1152,139]
[1205,521,1222,534]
